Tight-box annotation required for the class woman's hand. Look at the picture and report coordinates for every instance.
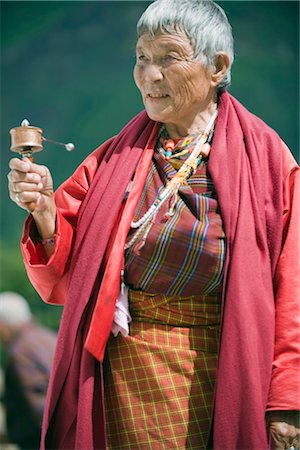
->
[8,157,57,239]
[267,411,300,450]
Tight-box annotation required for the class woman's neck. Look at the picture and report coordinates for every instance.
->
[164,100,218,139]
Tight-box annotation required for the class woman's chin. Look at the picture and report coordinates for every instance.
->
[144,107,172,124]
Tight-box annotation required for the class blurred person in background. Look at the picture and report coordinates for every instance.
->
[0,292,56,450]
[7,0,300,449]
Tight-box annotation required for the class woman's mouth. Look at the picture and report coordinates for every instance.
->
[147,93,169,99]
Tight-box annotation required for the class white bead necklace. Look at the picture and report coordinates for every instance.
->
[124,109,218,252]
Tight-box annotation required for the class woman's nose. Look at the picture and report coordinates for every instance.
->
[144,63,164,82]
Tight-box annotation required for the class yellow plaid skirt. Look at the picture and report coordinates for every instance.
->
[105,290,221,449]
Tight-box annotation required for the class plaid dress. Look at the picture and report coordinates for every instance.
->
[105,144,226,449]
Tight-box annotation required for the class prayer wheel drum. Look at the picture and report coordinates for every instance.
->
[9,122,43,156]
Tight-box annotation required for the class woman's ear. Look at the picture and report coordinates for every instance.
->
[211,52,230,87]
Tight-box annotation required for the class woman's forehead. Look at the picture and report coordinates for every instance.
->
[136,32,192,53]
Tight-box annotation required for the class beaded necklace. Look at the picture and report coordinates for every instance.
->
[157,123,215,170]
[124,109,218,253]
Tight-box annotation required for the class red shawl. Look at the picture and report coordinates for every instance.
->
[42,92,283,449]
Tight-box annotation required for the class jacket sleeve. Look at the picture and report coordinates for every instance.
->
[21,138,114,305]
[267,143,300,410]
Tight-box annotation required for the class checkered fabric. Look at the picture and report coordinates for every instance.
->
[125,149,226,296]
[129,290,221,327]
[105,290,220,449]
[104,144,224,448]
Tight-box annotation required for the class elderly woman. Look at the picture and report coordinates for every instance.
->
[7,1,299,449]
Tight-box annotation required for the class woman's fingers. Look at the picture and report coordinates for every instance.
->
[269,421,298,437]
[9,180,43,194]
[9,157,49,181]
[9,156,31,172]
[8,169,42,184]
[269,421,300,450]
[11,188,42,204]
[8,167,43,204]
[8,179,42,211]
[8,157,54,211]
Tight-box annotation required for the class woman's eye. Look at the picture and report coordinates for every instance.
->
[137,55,146,62]
[163,54,177,63]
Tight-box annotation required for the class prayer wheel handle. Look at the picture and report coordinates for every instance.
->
[9,119,74,212]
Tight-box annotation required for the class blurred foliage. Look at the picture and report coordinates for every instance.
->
[0,1,299,325]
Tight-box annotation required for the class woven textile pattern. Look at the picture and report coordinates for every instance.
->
[125,150,226,296]
[105,291,220,449]
[105,147,224,448]
[129,290,221,327]
[105,316,219,449]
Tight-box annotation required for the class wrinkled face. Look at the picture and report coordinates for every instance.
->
[134,32,214,128]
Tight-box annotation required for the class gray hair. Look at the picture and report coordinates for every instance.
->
[0,292,32,327]
[137,0,234,90]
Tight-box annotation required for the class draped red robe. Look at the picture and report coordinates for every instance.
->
[21,92,299,449]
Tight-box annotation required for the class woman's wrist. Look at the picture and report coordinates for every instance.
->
[33,205,57,241]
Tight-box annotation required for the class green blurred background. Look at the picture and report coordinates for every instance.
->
[0,1,299,329]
